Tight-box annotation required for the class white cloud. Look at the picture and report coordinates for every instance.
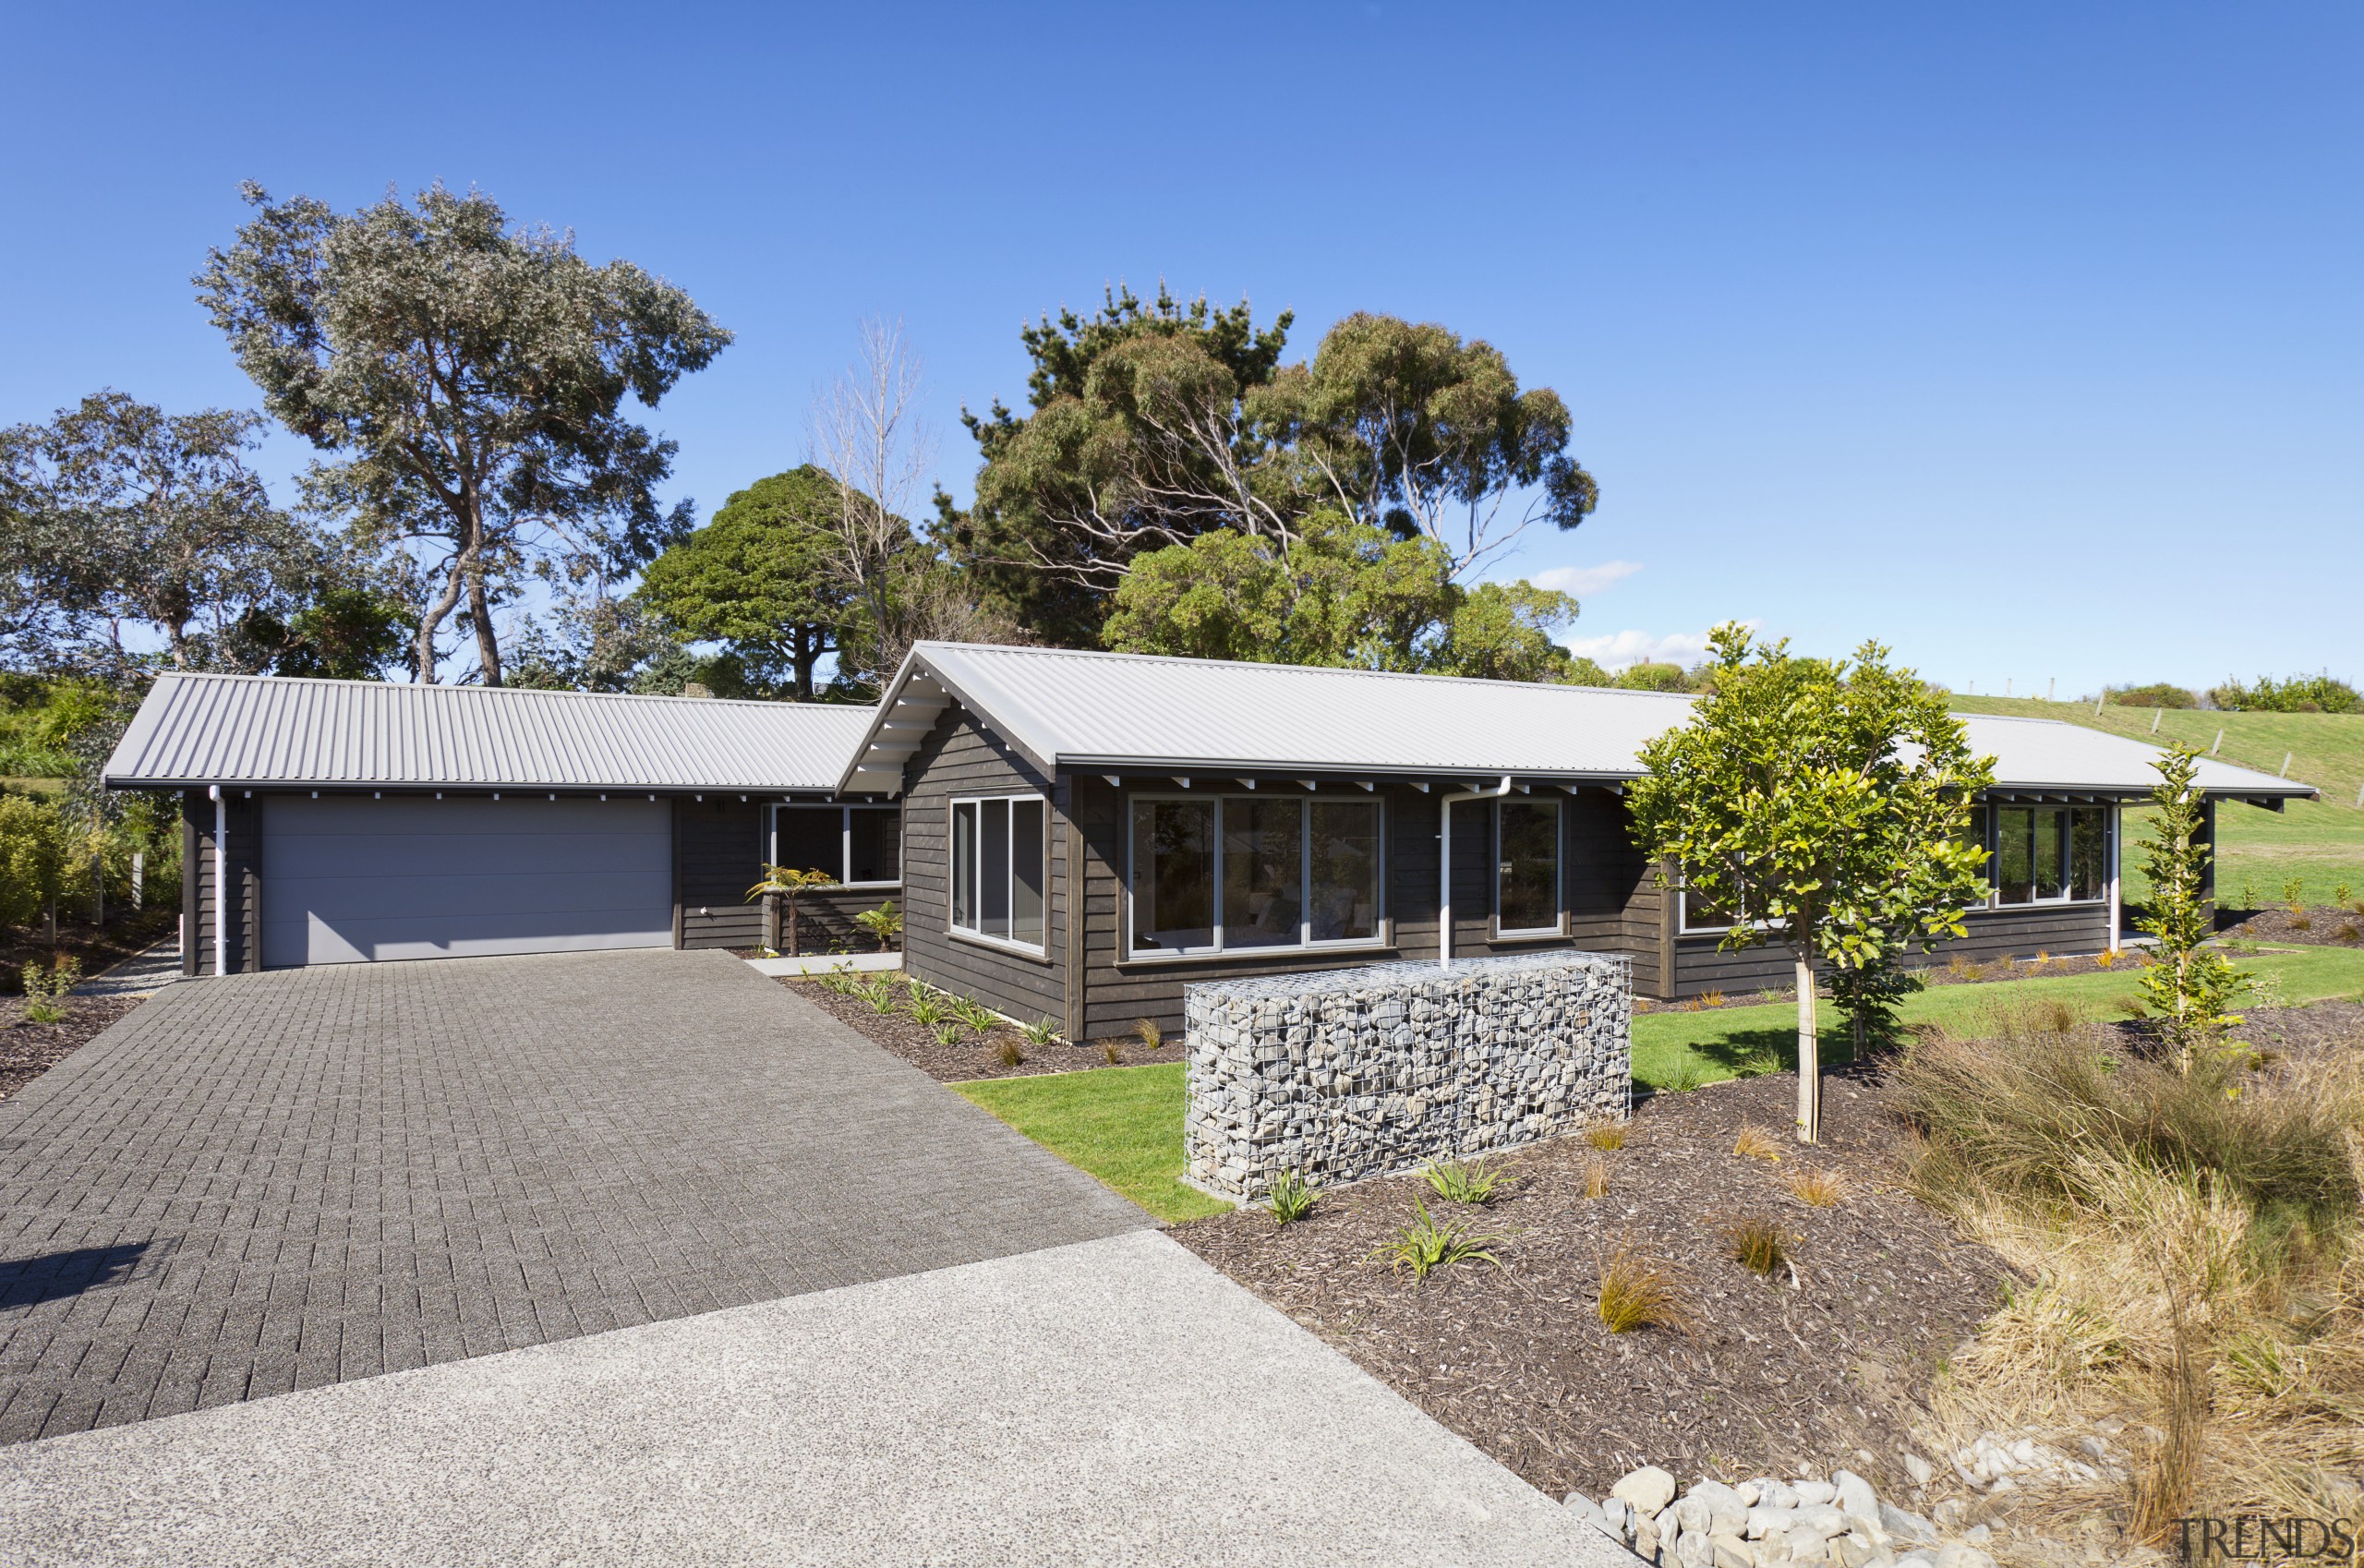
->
[1526,560,1644,599]
[1559,627,1718,671]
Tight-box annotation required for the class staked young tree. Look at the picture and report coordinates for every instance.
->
[1627,624,1995,1143]
[635,466,850,700]
[2135,744,2249,1069]
[196,182,731,685]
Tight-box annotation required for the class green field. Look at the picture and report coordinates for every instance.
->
[1948,695,2364,907]
[952,946,2364,1220]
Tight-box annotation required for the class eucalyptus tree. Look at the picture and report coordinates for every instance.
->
[197,182,731,684]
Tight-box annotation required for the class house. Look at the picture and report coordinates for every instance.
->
[101,673,897,974]
[106,648,2316,1026]
[834,644,2315,1038]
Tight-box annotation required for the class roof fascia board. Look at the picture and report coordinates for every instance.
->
[832,645,1063,793]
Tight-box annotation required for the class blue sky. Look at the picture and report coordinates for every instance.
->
[5,3,2356,694]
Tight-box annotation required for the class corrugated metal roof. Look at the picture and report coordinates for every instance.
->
[844,643,2317,800]
[103,673,878,793]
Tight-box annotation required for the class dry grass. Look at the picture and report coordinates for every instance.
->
[1782,1165,1852,1207]
[1582,1152,1610,1200]
[1732,1122,1783,1163]
[1894,1011,2364,1526]
[995,1037,1024,1068]
[1583,1120,1628,1152]
[1134,1018,1163,1051]
[1596,1242,1692,1333]
[1101,1040,1124,1066]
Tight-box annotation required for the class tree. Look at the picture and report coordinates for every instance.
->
[1,392,318,674]
[634,466,850,700]
[1627,624,1995,1142]
[197,182,731,685]
[943,288,1598,645]
[1102,512,1579,679]
[2135,745,2248,1068]
[0,793,66,933]
[747,863,838,957]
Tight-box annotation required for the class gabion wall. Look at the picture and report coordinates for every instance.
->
[1183,950,1633,1201]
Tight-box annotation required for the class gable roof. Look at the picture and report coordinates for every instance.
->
[842,643,2318,802]
[103,672,878,794]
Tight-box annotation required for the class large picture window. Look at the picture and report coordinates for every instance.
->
[1129,795,1382,958]
[1991,804,2110,906]
[774,804,901,887]
[1496,800,1562,935]
[950,796,1047,951]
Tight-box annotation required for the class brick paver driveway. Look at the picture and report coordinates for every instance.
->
[0,950,1149,1443]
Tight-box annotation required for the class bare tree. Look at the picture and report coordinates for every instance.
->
[807,320,937,681]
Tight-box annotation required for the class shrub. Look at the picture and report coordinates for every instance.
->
[995,1037,1024,1068]
[1720,1212,1791,1275]
[0,794,67,931]
[1583,1121,1627,1152]
[1595,1243,1691,1333]
[1019,1017,1063,1049]
[857,976,899,1015]
[904,991,954,1030]
[949,995,999,1034]
[928,1019,961,1046]
[2105,682,2199,709]
[2282,877,2307,910]
[1265,1171,1318,1225]
[1782,1166,1851,1207]
[2209,673,2359,714]
[1732,1123,1783,1163]
[2335,882,2354,908]
[1422,1158,1502,1206]
[853,899,903,952]
[1614,661,1694,693]
[1369,1200,1504,1281]
[19,957,78,1023]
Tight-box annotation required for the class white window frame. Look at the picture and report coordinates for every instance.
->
[1984,802,2115,909]
[948,793,1051,957]
[1124,792,1388,962]
[1491,797,1565,938]
[769,802,902,889]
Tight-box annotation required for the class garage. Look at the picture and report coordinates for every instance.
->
[260,794,674,966]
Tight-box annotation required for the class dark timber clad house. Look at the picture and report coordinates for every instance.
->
[106,648,2315,1028]
[835,645,2316,1038]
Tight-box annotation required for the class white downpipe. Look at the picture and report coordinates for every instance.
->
[1438,776,1514,970]
[209,785,225,977]
[2106,802,2122,954]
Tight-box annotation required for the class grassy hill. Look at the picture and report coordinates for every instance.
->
[1948,694,2364,906]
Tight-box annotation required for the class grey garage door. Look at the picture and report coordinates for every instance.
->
[261,795,674,967]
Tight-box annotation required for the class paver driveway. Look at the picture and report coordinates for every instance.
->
[0,950,1149,1443]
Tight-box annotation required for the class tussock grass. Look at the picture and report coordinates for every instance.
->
[1596,1243,1692,1333]
[1781,1165,1851,1207]
[1582,1153,1610,1200]
[1720,1212,1791,1276]
[1895,1010,2364,1527]
[1732,1122,1783,1163]
[1583,1121,1628,1152]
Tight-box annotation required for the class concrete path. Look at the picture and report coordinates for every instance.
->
[0,1230,1624,1568]
[68,938,182,998]
[0,950,1147,1443]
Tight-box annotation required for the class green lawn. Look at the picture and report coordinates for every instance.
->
[1948,695,2364,907]
[1634,941,2364,1090]
[957,947,2364,1220]
[953,1061,1231,1223]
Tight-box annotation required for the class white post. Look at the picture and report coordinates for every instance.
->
[1438,778,1514,970]
[2152,709,2162,733]
[211,785,226,977]
[2213,730,2224,755]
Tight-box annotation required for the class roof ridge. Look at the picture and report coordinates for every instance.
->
[916,641,1698,699]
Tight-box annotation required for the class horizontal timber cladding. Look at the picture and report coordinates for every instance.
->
[674,796,903,954]
[1668,901,2119,999]
[182,787,260,975]
[1068,778,1668,1040]
[899,708,1068,1029]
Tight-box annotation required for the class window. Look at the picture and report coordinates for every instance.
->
[773,804,901,886]
[1680,881,1746,934]
[950,796,1047,951]
[1128,795,1383,957]
[1990,804,2110,906]
[1496,800,1562,935]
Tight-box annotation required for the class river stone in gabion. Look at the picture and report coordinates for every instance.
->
[1182,950,1632,1200]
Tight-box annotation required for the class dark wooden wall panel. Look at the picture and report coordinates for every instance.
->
[1668,903,2117,998]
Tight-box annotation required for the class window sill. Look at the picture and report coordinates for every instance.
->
[1116,944,1396,971]
[1489,928,1572,946]
[947,927,1052,965]
[1976,898,2111,913]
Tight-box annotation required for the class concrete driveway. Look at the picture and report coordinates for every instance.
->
[0,949,1148,1443]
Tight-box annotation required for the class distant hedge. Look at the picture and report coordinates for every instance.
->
[2105,682,2199,709]
[2209,674,2360,714]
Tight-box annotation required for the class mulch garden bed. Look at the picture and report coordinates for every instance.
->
[1172,1067,2006,1504]
[2220,904,2364,947]
[0,995,140,1101]
[0,907,178,995]
[774,975,1173,1082]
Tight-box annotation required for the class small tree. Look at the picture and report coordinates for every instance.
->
[1628,625,1995,1142]
[2135,744,2247,1068]
[746,863,838,957]
[0,794,68,936]
[853,899,903,953]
